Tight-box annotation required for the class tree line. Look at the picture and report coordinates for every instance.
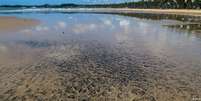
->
[0,0,200,9]
[130,0,201,9]
[91,0,201,9]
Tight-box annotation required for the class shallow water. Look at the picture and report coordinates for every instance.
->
[0,12,201,101]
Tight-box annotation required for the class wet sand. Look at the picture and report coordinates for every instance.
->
[0,16,39,32]
[1,40,200,101]
[0,12,201,101]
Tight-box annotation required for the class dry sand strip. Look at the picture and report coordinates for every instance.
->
[120,9,201,16]
[68,8,201,17]
[0,16,39,32]
[1,8,201,17]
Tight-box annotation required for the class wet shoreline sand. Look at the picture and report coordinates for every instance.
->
[0,16,39,32]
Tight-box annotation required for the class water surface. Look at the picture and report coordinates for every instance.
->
[0,11,201,101]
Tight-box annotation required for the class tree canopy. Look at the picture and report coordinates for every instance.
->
[0,0,200,9]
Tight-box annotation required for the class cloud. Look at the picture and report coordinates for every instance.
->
[58,21,66,28]
[54,21,67,30]
[35,26,49,31]
[119,19,130,27]
[103,19,112,26]
[72,23,97,34]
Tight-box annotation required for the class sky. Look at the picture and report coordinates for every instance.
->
[0,0,137,5]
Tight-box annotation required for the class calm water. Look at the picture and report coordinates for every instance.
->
[0,11,201,101]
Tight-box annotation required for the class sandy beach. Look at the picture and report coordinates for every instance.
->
[41,8,201,17]
[1,8,201,16]
[109,8,201,16]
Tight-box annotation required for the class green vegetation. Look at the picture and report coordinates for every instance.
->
[0,0,200,9]
[90,0,201,9]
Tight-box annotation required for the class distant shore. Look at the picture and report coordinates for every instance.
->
[0,8,201,16]
[111,8,201,16]
[71,8,201,17]
[115,8,201,16]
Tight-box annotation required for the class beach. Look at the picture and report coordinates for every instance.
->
[0,9,201,101]
[1,8,201,16]
[47,8,201,16]
[103,8,201,16]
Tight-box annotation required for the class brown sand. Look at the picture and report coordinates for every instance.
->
[0,16,39,32]
[67,8,201,16]
[115,9,201,16]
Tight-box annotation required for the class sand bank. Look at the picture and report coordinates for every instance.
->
[62,8,201,16]
[113,9,201,16]
[0,16,39,32]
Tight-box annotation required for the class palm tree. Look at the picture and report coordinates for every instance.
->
[193,0,201,9]
[137,0,200,8]
[185,0,193,8]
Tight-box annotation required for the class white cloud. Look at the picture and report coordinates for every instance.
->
[119,20,130,27]
[103,19,112,26]
[72,23,97,34]
[58,21,66,29]
[35,26,49,32]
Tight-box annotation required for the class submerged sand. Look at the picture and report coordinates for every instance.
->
[0,16,39,32]
[0,10,201,101]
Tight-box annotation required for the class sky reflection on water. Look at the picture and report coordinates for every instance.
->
[0,13,201,66]
[1,12,201,101]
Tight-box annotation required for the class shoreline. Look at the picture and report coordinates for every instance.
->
[76,8,201,17]
[0,8,201,16]
[108,8,201,16]
[1,8,201,16]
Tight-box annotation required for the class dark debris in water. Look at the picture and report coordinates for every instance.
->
[165,23,201,31]
[116,13,201,22]
[17,40,53,48]
[1,39,200,101]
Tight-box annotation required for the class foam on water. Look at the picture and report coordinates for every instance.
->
[0,8,96,13]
